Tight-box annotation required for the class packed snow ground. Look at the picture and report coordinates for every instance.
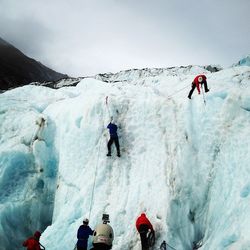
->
[0,64,250,250]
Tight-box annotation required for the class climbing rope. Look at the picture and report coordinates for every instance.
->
[105,96,112,119]
[165,242,178,250]
[88,104,106,220]
[88,96,114,219]
[166,84,190,99]
[39,242,46,250]
[88,134,102,220]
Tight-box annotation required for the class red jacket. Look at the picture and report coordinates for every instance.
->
[193,75,207,94]
[136,213,154,231]
[23,237,41,250]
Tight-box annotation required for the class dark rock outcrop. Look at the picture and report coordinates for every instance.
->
[0,37,68,90]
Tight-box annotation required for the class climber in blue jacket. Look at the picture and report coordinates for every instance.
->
[107,121,120,157]
[77,218,93,250]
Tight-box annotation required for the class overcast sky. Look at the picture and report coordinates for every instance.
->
[0,0,249,77]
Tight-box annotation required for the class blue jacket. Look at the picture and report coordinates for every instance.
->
[107,123,118,136]
[77,225,93,248]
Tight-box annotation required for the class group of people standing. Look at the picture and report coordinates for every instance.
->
[76,214,113,250]
[75,213,155,250]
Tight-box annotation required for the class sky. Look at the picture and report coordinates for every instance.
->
[0,0,250,77]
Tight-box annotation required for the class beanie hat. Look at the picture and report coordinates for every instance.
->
[34,231,41,238]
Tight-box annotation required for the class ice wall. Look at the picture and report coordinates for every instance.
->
[42,67,250,250]
[0,86,67,250]
[1,65,250,250]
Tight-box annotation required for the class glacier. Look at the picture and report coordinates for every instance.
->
[0,64,250,250]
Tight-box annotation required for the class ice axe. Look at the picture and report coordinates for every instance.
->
[201,85,206,105]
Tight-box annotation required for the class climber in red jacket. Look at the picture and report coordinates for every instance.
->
[188,74,209,99]
[136,213,155,250]
[22,231,42,250]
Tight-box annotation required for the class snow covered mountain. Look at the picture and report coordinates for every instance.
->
[0,63,250,250]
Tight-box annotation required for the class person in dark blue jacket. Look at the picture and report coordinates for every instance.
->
[77,218,93,250]
[107,122,120,157]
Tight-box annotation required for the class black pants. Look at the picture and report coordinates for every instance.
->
[188,82,209,98]
[107,135,120,155]
[91,243,111,250]
[77,246,87,250]
[138,224,149,250]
